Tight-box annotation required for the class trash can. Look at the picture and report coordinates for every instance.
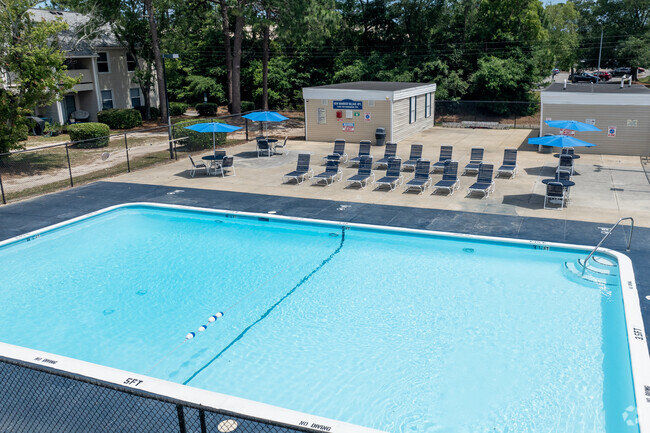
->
[538,133,553,153]
[375,127,386,146]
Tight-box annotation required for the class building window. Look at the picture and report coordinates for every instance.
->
[126,53,137,72]
[409,96,416,124]
[368,100,375,107]
[321,99,328,105]
[97,52,109,73]
[130,88,142,107]
[101,90,114,110]
[425,93,432,118]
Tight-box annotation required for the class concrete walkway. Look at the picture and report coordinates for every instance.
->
[108,127,650,227]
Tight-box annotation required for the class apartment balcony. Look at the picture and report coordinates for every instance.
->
[67,69,94,92]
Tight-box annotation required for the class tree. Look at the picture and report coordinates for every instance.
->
[0,0,79,154]
[618,35,650,80]
[545,2,580,71]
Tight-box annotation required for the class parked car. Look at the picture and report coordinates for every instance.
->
[592,71,611,81]
[552,68,560,75]
[569,72,599,83]
[611,67,631,77]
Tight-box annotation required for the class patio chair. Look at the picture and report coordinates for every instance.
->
[257,139,272,157]
[376,142,397,168]
[283,153,314,184]
[346,156,375,188]
[189,155,207,177]
[323,139,348,163]
[273,136,288,155]
[312,159,343,186]
[544,181,566,209]
[463,147,485,175]
[561,147,575,156]
[375,158,404,191]
[405,160,432,194]
[496,148,518,178]
[431,145,453,172]
[467,163,495,198]
[432,160,460,195]
[349,141,372,166]
[212,156,236,177]
[556,171,573,200]
[402,144,423,171]
[557,154,574,176]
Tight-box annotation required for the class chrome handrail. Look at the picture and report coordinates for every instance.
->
[582,217,634,274]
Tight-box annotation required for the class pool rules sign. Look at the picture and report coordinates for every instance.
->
[608,126,616,137]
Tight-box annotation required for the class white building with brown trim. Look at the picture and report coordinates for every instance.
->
[540,82,650,156]
[28,9,159,124]
[302,82,436,143]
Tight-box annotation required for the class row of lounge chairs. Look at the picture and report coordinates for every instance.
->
[283,153,498,197]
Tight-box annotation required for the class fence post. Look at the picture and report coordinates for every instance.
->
[176,405,187,433]
[124,133,131,173]
[514,112,517,128]
[245,118,249,141]
[0,171,6,204]
[65,144,74,187]
[199,409,207,433]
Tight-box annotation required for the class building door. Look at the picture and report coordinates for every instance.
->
[64,95,76,122]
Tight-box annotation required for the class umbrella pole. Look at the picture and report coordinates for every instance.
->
[213,131,216,156]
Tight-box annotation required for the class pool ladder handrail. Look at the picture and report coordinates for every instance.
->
[582,217,634,275]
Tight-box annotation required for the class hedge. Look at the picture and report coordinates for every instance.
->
[68,123,110,148]
[135,105,160,119]
[97,108,142,129]
[241,101,255,112]
[169,102,188,116]
[195,103,218,116]
[172,119,226,150]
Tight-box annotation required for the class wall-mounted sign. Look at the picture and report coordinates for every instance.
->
[317,108,326,124]
[560,129,575,136]
[342,122,355,132]
[608,126,616,137]
[545,117,552,121]
[345,110,353,118]
[333,99,363,110]
[336,110,342,120]
[364,112,371,121]
[627,119,638,127]
[353,112,360,117]
[585,118,596,126]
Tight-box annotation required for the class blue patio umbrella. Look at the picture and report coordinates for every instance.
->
[184,122,242,154]
[544,120,601,132]
[242,111,289,135]
[528,135,597,148]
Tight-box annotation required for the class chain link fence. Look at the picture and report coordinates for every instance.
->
[0,356,318,433]
[434,100,541,130]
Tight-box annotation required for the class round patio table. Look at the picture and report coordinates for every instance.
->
[553,153,580,159]
[542,178,575,187]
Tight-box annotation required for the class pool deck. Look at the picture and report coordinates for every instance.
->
[0,126,649,351]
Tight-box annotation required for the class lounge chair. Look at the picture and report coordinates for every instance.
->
[189,155,207,177]
[431,145,453,172]
[557,154,574,176]
[405,160,432,194]
[375,158,404,191]
[544,181,566,209]
[402,144,423,171]
[211,156,236,177]
[312,159,343,186]
[283,153,313,184]
[463,147,484,175]
[496,148,518,178]
[346,156,375,188]
[323,139,348,163]
[257,139,272,157]
[467,163,495,198]
[432,160,460,195]
[349,141,372,166]
[376,143,397,168]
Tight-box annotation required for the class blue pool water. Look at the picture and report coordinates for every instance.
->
[0,204,638,433]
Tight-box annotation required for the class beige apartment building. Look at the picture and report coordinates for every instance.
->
[29,9,159,124]
[302,82,437,143]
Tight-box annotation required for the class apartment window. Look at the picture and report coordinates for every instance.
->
[130,88,142,107]
[425,93,432,118]
[101,90,114,109]
[368,100,375,107]
[126,53,137,72]
[409,96,416,124]
[97,52,109,73]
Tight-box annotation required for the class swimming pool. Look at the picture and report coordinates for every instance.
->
[0,203,648,433]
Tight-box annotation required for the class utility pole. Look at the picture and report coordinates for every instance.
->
[162,54,179,159]
[597,24,603,72]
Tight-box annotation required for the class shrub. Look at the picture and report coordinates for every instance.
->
[172,119,226,151]
[195,102,218,116]
[169,102,188,116]
[241,101,255,112]
[68,122,110,148]
[97,108,142,129]
[135,105,160,120]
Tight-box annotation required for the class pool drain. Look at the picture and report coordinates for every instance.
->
[462,248,475,253]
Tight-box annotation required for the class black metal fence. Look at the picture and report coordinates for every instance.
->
[434,100,541,130]
[0,356,317,433]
